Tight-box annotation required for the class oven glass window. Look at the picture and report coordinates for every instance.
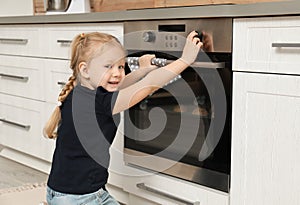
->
[125,67,231,174]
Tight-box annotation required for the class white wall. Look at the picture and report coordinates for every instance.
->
[0,0,33,17]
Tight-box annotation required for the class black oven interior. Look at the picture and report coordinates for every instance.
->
[123,18,232,193]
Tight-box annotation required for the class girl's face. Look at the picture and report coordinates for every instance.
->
[86,43,125,92]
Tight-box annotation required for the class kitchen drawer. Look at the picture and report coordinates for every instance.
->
[0,94,55,162]
[233,16,300,75]
[122,171,229,205]
[43,23,124,59]
[44,59,72,104]
[0,25,41,56]
[0,55,45,101]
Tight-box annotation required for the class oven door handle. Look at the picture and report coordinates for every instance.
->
[164,59,226,69]
[137,183,200,205]
[127,57,225,69]
[151,57,225,69]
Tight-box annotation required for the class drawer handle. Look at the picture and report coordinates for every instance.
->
[57,40,72,45]
[0,38,28,44]
[57,81,66,86]
[0,118,31,130]
[137,183,200,205]
[0,73,29,82]
[272,43,300,48]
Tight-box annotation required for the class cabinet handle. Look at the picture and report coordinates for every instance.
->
[57,81,66,86]
[272,43,300,48]
[0,38,28,44]
[137,183,200,205]
[0,118,31,130]
[57,40,72,45]
[0,73,29,82]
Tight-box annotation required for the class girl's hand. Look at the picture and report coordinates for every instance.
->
[180,31,203,65]
[139,54,158,70]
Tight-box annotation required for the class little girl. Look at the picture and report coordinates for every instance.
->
[44,31,202,205]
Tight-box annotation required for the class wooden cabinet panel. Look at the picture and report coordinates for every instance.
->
[43,23,123,59]
[231,72,300,205]
[0,94,55,162]
[43,59,71,104]
[233,16,300,75]
[0,22,123,172]
[0,25,41,56]
[92,0,283,12]
[0,55,45,101]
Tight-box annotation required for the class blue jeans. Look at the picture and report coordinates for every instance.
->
[46,186,120,205]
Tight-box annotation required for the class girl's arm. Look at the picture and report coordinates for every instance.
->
[118,54,157,89]
[113,31,202,114]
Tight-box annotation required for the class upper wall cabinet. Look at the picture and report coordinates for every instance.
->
[233,16,300,75]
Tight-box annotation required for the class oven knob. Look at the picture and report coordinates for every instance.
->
[142,31,156,42]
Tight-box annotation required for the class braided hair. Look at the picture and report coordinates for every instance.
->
[43,32,121,139]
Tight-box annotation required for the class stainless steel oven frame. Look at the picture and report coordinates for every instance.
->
[123,18,233,193]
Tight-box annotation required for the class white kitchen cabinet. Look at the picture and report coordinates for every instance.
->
[0,22,124,174]
[0,25,41,56]
[231,16,300,205]
[44,59,72,104]
[43,23,123,59]
[233,16,300,75]
[0,21,132,203]
[231,72,300,205]
[0,55,45,101]
[0,93,55,163]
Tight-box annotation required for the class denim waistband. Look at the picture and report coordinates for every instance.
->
[47,186,105,197]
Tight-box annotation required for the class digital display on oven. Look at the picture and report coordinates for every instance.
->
[158,24,186,32]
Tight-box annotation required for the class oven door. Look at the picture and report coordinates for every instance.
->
[124,51,232,193]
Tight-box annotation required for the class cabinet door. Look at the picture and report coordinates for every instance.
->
[0,25,40,56]
[44,59,71,104]
[231,72,300,205]
[0,94,55,162]
[233,16,300,75]
[0,55,45,101]
[43,23,124,59]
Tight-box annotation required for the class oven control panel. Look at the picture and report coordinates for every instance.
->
[164,34,179,48]
[124,19,232,53]
[142,31,156,42]
[142,31,180,48]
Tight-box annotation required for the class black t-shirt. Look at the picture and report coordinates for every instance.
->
[47,84,120,194]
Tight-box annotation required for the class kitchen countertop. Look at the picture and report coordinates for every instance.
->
[0,0,300,24]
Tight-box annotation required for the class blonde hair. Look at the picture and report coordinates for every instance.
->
[43,32,123,139]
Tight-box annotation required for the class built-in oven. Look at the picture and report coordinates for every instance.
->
[123,18,232,193]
